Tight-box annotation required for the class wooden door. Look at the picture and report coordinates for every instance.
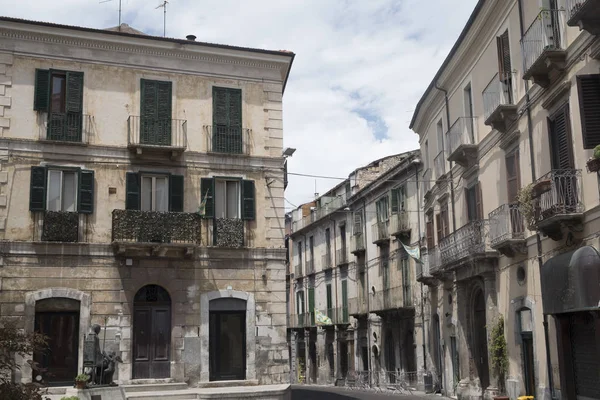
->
[209,311,246,381]
[34,312,79,385]
[473,290,490,390]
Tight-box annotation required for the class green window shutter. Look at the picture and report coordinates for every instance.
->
[140,79,158,145]
[228,89,242,127]
[326,284,332,310]
[577,74,600,149]
[213,87,228,126]
[308,287,315,324]
[157,81,172,146]
[200,178,214,218]
[34,69,50,111]
[169,174,184,212]
[390,188,399,214]
[78,169,94,214]
[212,87,242,153]
[29,166,47,211]
[125,172,140,210]
[341,280,348,308]
[66,71,84,142]
[241,180,255,220]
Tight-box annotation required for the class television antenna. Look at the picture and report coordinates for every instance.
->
[100,0,123,31]
[156,1,169,37]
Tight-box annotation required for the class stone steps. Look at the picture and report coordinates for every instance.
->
[123,383,189,393]
[126,390,198,400]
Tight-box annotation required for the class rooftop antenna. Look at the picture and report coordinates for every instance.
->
[100,0,122,31]
[156,1,168,37]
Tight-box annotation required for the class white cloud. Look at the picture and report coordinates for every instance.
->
[0,0,478,208]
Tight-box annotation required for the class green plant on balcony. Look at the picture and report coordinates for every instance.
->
[586,144,600,173]
[490,315,508,396]
[516,183,536,230]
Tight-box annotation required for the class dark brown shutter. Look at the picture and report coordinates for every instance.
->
[29,166,47,211]
[436,213,443,243]
[441,203,450,237]
[497,30,511,80]
[66,71,84,142]
[34,69,50,111]
[549,105,574,170]
[426,215,434,249]
[576,74,600,149]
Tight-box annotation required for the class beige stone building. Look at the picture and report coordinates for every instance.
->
[410,0,600,399]
[0,17,294,388]
[286,151,429,390]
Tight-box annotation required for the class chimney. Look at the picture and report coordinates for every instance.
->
[186,34,197,41]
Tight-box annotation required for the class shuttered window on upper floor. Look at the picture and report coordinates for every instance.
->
[29,166,94,213]
[34,69,84,142]
[576,74,600,149]
[548,104,574,170]
[496,30,512,83]
[213,87,243,154]
[125,172,183,212]
[140,79,173,146]
[199,177,255,220]
[466,181,483,222]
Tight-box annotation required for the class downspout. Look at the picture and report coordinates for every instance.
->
[434,81,457,232]
[518,0,554,397]
[415,161,427,372]
[363,197,372,384]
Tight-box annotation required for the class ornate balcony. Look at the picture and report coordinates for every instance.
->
[483,73,517,133]
[350,233,366,255]
[531,169,584,240]
[390,211,411,239]
[371,221,390,245]
[348,297,368,316]
[416,250,438,286]
[446,117,478,168]
[43,113,93,144]
[205,125,252,155]
[489,203,526,257]
[434,151,447,182]
[306,258,315,275]
[112,210,200,257]
[439,220,498,271]
[336,248,349,266]
[322,252,333,271]
[128,116,187,158]
[371,286,415,317]
[41,211,79,242]
[521,9,567,88]
[567,0,600,35]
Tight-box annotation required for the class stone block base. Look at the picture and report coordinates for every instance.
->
[65,386,126,400]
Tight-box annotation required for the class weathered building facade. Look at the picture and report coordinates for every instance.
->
[287,151,428,389]
[411,1,600,399]
[0,17,294,387]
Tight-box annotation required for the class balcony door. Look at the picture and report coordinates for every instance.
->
[141,175,169,212]
[140,79,172,146]
[209,298,246,381]
[548,105,577,211]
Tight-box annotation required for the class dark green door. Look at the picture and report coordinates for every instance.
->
[140,79,172,146]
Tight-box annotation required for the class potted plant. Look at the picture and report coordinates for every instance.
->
[516,184,537,230]
[490,316,509,400]
[74,373,89,390]
[586,144,600,173]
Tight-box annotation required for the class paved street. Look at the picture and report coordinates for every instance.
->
[291,385,446,400]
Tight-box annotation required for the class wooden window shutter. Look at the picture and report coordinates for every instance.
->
[29,166,47,211]
[341,280,348,308]
[436,213,443,243]
[576,74,600,149]
[125,172,140,210]
[476,182,484,220]
[390,188,399,214]
[353,212,362,234]
[200,177,215,218]
[442,203,450,237]
[157,81,172,146]
[426,217,434,249]
[65,71,84,142]
[34,69,50,111]
[78,169,94,214]
[169,174,184,212]
[140,79,157,144]
[326,284,332,310]
[506,150,520,203]
[213,87,243,153]
[496,30,511,80]
[228,88,242,127]
[549,105,574,170]
[213,87,228,126]
[241,180,256,220]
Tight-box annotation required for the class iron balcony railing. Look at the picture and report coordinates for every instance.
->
[128,116,187,149]
[427,247,441,275]
[434,151,446,179]
[112,210,201,244]
[42,211,79,242]
[348,297,368,315]
[208,218,250,248]
[306,258,315,275]
[44,113,92,143]
[521,9,564,74]
[422,168,432,196]
[447,117,477,158]
[295,263,303,278]
[532,169,583,225]
[390,211,410,235]
[322,252,332,270]
[333,306,349,324]
[567,0,588,18]
[204,125,252,155]
[489,203,525,246]
[482,72,514,121]
[371,285,415,312]
[336,248,348,266]
[291,196,345,233]
[351,232,365,253]
[439,220,494,267]
[371,221,390,243]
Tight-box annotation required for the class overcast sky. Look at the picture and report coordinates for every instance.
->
[1,0,478,210]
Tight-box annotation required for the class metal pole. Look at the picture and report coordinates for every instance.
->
[118,0,122,28]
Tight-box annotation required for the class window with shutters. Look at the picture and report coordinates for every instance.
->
[29,166,94,214]
[200,177,255,221]
[215,179,241,219]
[576,74,600,149]
[141,175,169,212]
[506,148,521,203]
[426,212,435,248]
[212,87,243,154]
[391,185,406,214]
[376,196,389,222]
[497,30,513,103]
[34,69,85,142]
[548,104,574,170]
[47,170,77,212]
[125,172,184,213]
[140,79,172,146]
[441,202,450,237]
[353,211,363,235]
[466,182,483,221]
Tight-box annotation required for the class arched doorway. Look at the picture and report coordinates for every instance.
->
[471,288,490,390]
[209,297,246,381]
[33,298,80,385]
[133,285,171,379]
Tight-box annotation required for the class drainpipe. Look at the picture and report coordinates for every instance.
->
[362,197,373,385]
[518,0,554,397]
[415,161,427,372]
[434,81,457,232]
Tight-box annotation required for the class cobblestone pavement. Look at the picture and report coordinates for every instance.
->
[291,385,448,400]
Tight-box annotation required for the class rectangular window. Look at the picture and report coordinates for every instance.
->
[212,87,243,154]
[437,119,444,153]
[308,287,315,325]
[401,255,411,306]
[577,74,600,149]
[50,73,66,113]
[426,212,434,248]
[353,211,363,235]
[464,83,475,143]
[296,291,305,315]
[391,185,407,214]
[325,228,331,259]
[441,201,450,237]
[309,236,314,262]
[141,175,169,212]
[140,79,172,146]
[298,241,303,266]
[424,140,429,170]
[47,170,77,212]
[326,284,333,313]
[466,182,483,221]
[215,179,240,218]
[341,279,348,322]
[376,196,389,222]
[340,225,347,252]
[506,148,521,203]
[436,213,443,243]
